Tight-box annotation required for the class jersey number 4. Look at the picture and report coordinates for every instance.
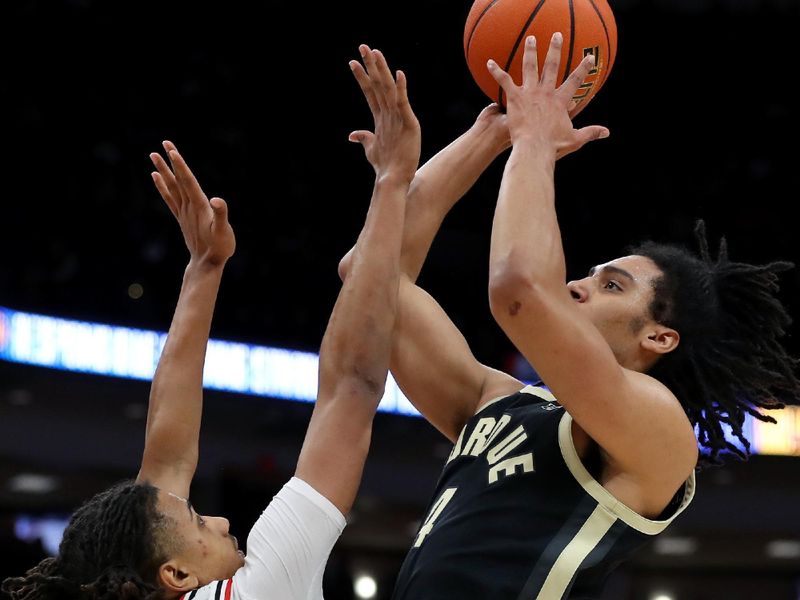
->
[413,487,457,547]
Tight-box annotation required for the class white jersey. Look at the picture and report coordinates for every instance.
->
[180,477,346,600]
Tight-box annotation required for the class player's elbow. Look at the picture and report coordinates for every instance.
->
[338,250,354,282]
[346,369,387,400]
[488,265,543,325]
[319,367,387,407]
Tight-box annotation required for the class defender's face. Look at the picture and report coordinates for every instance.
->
[157,490,245,586]
[566,255,662,361]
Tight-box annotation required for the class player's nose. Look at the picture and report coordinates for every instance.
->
[210,515,230,533]
[566,280,588,302]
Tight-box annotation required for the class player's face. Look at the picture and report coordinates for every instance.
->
[157,490,246,586]
[566,255,663,365]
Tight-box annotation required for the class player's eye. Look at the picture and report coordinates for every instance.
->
[604,280,621,291]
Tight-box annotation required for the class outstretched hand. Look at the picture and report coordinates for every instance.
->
[349,44,421,182]
[487,33,609,159]
[150,141,236,267]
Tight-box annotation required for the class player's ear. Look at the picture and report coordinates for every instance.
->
[642,325,679,356]
[158,560,199,594]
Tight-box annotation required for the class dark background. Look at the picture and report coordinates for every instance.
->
[1,0,799,598]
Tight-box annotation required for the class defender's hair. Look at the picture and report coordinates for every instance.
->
[631,221,800,467]
[2,481,176,600]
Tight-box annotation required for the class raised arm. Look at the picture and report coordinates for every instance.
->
[135,142,235,500]
[399,105,510,281]
[294,46,420,515]
[486,34,696,483]
[337,106,524,440]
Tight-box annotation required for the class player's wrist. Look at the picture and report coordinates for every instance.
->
[185,257,227,278]
[375,170,415,189]
[511,134,558,164]
[470,117,511,154]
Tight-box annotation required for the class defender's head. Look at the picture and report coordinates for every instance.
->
[2,481,244,600]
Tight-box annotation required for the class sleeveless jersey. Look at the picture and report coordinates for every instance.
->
[391,385,695,600]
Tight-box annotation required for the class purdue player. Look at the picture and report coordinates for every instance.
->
[3,46,420,600]
[339,34,800,599]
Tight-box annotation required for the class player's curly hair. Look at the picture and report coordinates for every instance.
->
[630,221,800,467]
[2,481,178,600]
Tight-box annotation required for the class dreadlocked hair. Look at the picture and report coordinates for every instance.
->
[630,221,800,467]
[2,481,178,600]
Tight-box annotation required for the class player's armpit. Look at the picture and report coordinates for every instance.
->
[391,277,523,442]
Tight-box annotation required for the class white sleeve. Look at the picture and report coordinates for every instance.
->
[230,477,347,600]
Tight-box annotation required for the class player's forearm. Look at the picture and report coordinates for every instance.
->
[319,176,408,400]
[400,120,509,281]
[142,261,224,470]
[489,139,566,295]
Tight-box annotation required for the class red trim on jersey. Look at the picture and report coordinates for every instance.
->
[224,578,233,600]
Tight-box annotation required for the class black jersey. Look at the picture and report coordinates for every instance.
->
[392,385,695,600]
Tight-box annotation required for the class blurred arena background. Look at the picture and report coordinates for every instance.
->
[1,0,799,598]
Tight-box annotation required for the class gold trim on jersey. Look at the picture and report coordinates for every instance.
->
[474,384,556,416]
[558,412,696,535]
[519,384,558,404]
[534,504,617,600]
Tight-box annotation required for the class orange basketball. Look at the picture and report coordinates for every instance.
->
[464,0,617,117]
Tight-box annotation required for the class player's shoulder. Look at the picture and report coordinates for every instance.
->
[623,368,698,467]
[628,369,690,422]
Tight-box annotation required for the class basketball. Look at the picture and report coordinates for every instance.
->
[464,0,617,116]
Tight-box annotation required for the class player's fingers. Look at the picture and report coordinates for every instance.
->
[209,197,229,225]
[372,49,396,90]
[359,43,374,70]
[487,59,516,93]
[573,125,610,149]
[395,70,416,123]
[360,45,388,111]
[558,53,595,103]
[521,36,539,86]
[370,49,393,110]
[540,32,563,87]
[164,142,208,208]
[348,130,375,146]
[150,152,182,208]
[348,130,375,163]
[151,172,179,219]
[567,98,580,114]
[350,59,380,116]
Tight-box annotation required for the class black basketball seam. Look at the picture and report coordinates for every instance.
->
[587,0,613,90]
[499,0,548,106]
[562,0,576,84]
[465,0,505,61]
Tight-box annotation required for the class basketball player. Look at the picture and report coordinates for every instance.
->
[340,35,800,598]
[3,45,420,600]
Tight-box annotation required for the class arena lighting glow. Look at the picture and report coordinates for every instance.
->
[354,574,378,599]
[2,304,800,456]
[652,536,698,556]
[764,540,800,559]
[0,305,419,416]
[15,515,69,556]
[7,474,59,494]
